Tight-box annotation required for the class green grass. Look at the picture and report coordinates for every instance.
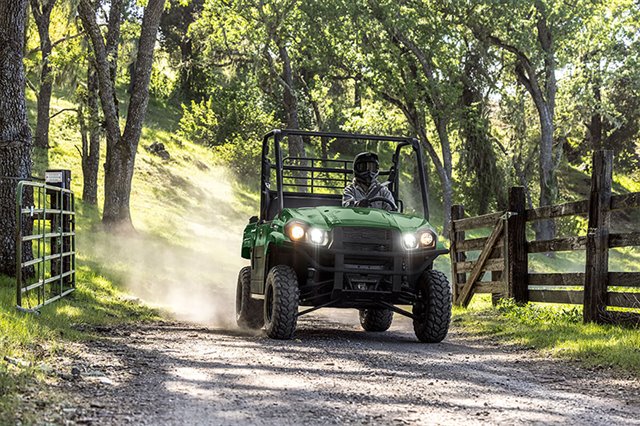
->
[454,295,640,374]
[0,266,161,421]
[1,88,251,420]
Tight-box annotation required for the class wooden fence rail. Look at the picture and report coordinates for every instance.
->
[449,150,640,324]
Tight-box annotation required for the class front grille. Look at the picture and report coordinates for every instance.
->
[342,227,392,242]
[340,227,393,252]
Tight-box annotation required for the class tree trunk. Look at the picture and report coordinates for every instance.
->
[81,62,100,205]
[278,44,303,158]
[104,0,166,227]
[30,0,55,149]
[0,0,32,276]
[79,0,166,229]
[179,36,193,99]
[535,106,557,241]
[434,117,453,235]
[589,75,603,151]
[106,0,123,118]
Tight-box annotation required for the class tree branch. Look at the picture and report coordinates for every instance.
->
[49,108,78,120]
[26,77,39,96]
[27,31,85,56]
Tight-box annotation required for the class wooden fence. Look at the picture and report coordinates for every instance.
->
[449,150,640,324]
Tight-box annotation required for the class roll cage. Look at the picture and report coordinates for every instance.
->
[259,129,430,221]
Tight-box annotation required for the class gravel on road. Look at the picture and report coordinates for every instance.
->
[30,310,640,425]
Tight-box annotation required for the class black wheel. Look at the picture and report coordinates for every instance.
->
[413,270,452,343]
[264,265,299,340]
[359,309,393,332]
[236,266,264,329]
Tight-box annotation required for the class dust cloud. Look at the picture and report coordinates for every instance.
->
[84,166,251,328]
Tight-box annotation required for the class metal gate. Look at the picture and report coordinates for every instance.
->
[15,174,76,311]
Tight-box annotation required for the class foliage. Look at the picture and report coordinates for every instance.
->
[178,97,219,145]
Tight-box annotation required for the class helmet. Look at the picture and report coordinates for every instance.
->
[353,152,379,185]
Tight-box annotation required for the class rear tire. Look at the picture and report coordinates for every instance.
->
[413,270,452,343]
[236,266,264,329]
[359,309,393,332]
[264,265,299,339]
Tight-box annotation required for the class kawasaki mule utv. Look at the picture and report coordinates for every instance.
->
[236,129,451,342]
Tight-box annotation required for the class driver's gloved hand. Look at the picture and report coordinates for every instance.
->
[355,199,370,208]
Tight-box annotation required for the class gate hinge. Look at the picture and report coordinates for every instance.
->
[501,211,518,220]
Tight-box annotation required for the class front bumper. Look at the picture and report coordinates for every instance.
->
[282,240,448,307]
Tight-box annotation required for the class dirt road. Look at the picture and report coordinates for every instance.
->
[35,311,640,425]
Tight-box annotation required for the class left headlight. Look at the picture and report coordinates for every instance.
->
[307,227,329,245]
[402,230,437,250]
[418,230,436,248]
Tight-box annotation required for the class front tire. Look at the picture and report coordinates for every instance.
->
[264,265,299,339]
[359,309,393,332]
[413,270,452,343]
[236,266,264,329]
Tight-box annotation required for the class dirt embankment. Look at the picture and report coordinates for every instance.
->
[23,312,640,425]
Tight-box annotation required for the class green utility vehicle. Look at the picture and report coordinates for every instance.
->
[236,129,451,342]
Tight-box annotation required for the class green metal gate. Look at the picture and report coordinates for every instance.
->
[15,179,76,311]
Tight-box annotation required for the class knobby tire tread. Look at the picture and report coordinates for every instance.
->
[359,309,393,332]
[413,270,452,343]
[236,266,264,329]
[265,265,299,340]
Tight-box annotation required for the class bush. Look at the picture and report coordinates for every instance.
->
[178,97,219,146]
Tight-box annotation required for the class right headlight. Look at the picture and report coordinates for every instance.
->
[284,221,330,246]
[285,221,307,241]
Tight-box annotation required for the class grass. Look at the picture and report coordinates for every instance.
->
[0,265,161,421]
[0,88,252,420]
[453,295,640,374]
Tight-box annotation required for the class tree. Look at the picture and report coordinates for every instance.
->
[0,0,33,275]
[78,0,167,229]
[201,0,306,156]
[459,47,506,214]
[353,0,462,233]
[78,60,101,205]
[466,0,594,240]
[29,0,56,149]
[159,0,204,99]
[561,0,640,172]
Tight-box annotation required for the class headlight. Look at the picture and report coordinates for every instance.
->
[286,222,306,241]
[308,227,328,245]
[402,233,418,250]
[285,222,329,246]
[419,230,436,248]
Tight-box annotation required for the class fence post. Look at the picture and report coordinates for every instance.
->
[449,204,465,305]
[584,150,613,323]
[506,186,528,303]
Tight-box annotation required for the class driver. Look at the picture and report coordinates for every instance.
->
[342,152,396,211]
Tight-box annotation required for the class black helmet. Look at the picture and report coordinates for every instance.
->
[353,152,379,185]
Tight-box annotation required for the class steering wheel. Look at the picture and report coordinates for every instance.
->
[367,196,398,212]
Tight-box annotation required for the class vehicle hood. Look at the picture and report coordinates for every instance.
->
[281,206,433,233]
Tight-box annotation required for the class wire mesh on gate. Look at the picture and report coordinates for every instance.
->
[15,180,76,311]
